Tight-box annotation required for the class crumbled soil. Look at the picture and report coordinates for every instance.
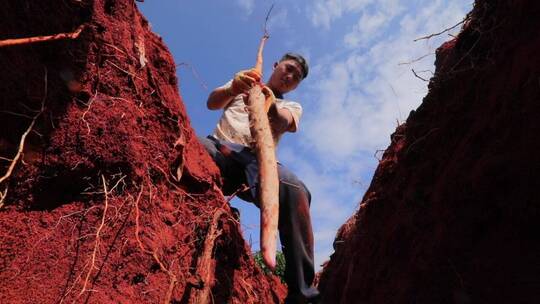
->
[0,1,285,303]
[318,1,540,303]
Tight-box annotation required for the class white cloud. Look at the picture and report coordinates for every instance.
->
[236,0,255,15]
[343,0,404,48]
[309,0,372,29]
[292,0,472,270]
[344,11,388,47]
[302,0,470,161]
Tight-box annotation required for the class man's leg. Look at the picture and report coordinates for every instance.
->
[199,136,248,196]
[201,137,318,301]
[278,166,319,303]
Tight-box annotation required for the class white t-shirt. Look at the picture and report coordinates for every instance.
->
[213,80,303,147]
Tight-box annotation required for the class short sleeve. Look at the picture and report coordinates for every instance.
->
[276,100,303,132]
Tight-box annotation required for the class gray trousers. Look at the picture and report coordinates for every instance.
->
[199,136,319,303]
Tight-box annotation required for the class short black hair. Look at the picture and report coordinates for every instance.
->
[280,52,309,79]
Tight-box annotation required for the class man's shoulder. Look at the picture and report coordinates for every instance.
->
[276,98,302,109]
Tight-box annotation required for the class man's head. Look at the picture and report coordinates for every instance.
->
[267,53,309,95]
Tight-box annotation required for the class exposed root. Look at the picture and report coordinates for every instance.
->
[172,132,186,182]
[148,162,194,200]
[60,271,85,304]
[374,149,385,162]
[238,277,258,303]
[56,176,125,302]
[0,186,8,209]
[103,42,138,63]
[224,184,250,203]
[106,59,142,80]
[398,52,435,66]
[79,175,110,296]
[176,62,208,91]
[0,69,47,208]
[81,91,98,135]
[0,73,46,184]
[190,209,226,304]
[152,250,178,304]
[411,69,429,82]
[134,182,178,304]
[134,35,148,68]
[406,128,440,154]
[134,184,151,254]
[0,25,85,47]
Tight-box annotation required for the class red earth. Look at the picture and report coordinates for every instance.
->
[318,0,540,303]
[0,1,285,303]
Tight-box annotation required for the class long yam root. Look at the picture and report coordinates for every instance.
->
[247,8,279,270]
[247,86,279,270]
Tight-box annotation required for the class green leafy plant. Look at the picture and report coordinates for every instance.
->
[253,250,286,283]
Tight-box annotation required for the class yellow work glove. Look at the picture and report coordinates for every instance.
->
[228,68,262,96]
[261,85,276,113]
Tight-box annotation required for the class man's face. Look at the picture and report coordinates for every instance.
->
[267,59,304,95]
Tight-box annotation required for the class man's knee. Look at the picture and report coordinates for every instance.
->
[198,136,217,157]
[278,166,311,204]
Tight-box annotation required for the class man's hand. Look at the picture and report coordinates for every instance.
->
[229,69,262,96]
[262,85,294,135]
[261,85,276,113]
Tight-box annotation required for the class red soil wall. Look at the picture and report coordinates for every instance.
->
[0,1,285,303]
[318,1,540,303]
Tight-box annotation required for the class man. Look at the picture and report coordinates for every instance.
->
[200,53,319,303]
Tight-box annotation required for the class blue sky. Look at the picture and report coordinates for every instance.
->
[138,0,472,270]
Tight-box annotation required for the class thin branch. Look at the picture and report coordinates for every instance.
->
[263,4,275,37]
[0,25,85,47]
[414,20,465,42]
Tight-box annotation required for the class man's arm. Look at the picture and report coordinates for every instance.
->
[262,86,298,134]
[206,69,261,110]
[268,104,296,133]
[206,86,235,110]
